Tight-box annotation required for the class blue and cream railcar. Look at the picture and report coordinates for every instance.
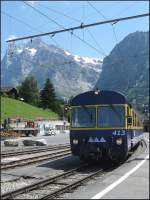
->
[70,90,143,162]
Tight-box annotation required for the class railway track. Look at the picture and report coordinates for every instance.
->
[1,144,70,158]
[1,163,109,200]
[1,148,71,170]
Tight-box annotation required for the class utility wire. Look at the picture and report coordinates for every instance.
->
[2,11,72,65]
[23,1,64,29]
[116,1,138,17]
[86,1,129,62]
[37,3,106,57]
[86,29,107,57]
[86,1,148,92]
[22,1,105,56]
[38,3,81,23]
[2,11,61,48]
[87,1,120,58]
[6,10,149,42]
[87,1,108,20]
[2,11,42,33]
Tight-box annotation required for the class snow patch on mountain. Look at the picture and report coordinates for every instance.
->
[73,54,102,65]
[82,56,101,64]
[17,49,23,54]
[64,51,71,56]
[64,50,102,65]
[74,55,81,62]
[1,38,103,98]
[25,47,37,56]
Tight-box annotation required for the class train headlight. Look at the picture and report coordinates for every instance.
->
[116,138,122,145]
[73,139,78,144]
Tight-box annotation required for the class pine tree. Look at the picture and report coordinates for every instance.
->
[40,78,58,112]
[19,76,40,106]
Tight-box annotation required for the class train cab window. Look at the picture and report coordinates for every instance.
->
[98,105,125,128]
[71,107,96,128]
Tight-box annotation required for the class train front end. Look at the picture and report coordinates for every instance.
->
[70,103,128,161]
[69,90,143,162]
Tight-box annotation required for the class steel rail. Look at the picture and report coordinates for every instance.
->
[2,143,69,154]
[1,148,71,170]
[6,13,149,42]
[1,164,89,199]
[41,168,104,199]
[2,144,70,158]
[1,163,102,200]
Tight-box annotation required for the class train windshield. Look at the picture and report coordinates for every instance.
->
[71,107,96,128]
[98,105,125,128]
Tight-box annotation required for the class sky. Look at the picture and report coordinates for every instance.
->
[1,1,149,60]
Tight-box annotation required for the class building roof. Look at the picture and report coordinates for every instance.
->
[1,87,18,92]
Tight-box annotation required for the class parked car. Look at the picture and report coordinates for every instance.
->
[44,127,56,136]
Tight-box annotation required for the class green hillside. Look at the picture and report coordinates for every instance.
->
[1,97,58,122]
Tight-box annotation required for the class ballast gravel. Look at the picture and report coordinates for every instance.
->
[1,177,37,195]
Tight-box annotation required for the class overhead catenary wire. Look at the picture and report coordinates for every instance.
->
[37,3,81,24]
[86,1,130,64]
[6,3,149,59]
[22,1,106,56]
[2,11,62,49]
[115,1,138,17]
[87,1,108,20]
[6,11,149,43]
[23,1,64,29]
[2,11,72,65]
[86,1,115,57]
[86,29,107,57]
[37,3,106,57]
[87,2,148,94]
[88,2,130,89]
[2,11,43,34]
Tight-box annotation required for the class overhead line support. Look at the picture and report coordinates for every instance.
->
[6,13,149,42]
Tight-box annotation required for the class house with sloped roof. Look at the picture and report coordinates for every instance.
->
[1,87,19,99]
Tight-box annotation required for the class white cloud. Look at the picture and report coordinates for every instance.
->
[5,35,17,42]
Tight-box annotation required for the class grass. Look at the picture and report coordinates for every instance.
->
[1,97,58,122]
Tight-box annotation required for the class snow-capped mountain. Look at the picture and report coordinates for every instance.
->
[1,38,103,99]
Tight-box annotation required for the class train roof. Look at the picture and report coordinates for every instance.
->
[70,90,130,106]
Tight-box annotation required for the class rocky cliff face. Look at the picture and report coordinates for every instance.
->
[1,38,102,99]
[95,31,149,110]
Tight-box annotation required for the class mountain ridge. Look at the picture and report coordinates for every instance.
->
[1,38,103,99]
[95,31,149,110]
